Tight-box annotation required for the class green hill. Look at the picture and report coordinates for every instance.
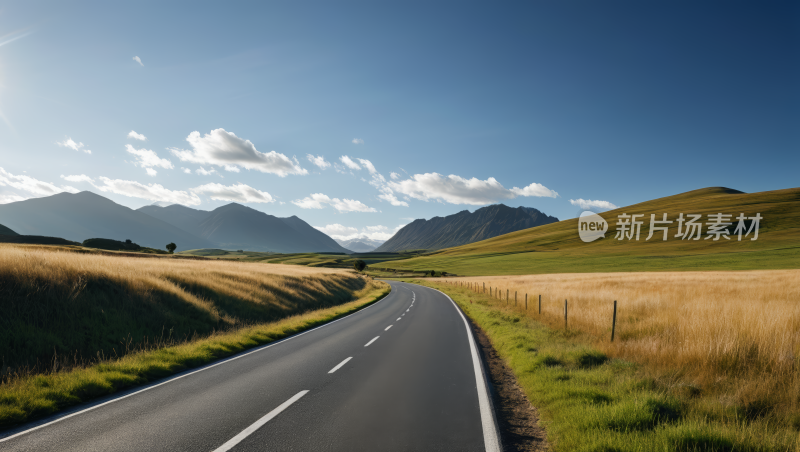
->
[382,187,800,275]
[0,224,17,235]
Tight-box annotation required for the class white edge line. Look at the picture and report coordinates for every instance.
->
[212,390,309,452]
[426,285,502,452]
[384,325,392,331]
[0,287,395,442]
[364,336,380,347]
[328,357,353,374]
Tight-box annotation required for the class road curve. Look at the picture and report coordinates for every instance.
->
[0,281,501,452]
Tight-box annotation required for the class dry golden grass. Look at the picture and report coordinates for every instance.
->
[444,270,800,419]
[0,244,374,373]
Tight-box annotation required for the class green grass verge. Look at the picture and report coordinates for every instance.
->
[406,280,798,452]
[0,284,390,430]
[386,245,800,276]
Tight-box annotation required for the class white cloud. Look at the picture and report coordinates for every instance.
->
[0,194,27,204]
[329,197,377,213]
[0,167,78,204]
[181,167,191,174]
[510,182,559,198]
[377,186,409,207]
[352,138,364,145]
[133,56,143,66]
[125,144,173,172]
[292,193,329,209]
[56,137,91,154]
[60,174,94,183]
[390,172,400,180]
[193,183,274,204]
[340,158,408,207]
[339,155,361,171]
[292,193,377,213]
[315,223,405,241]
[195,167,216,176]
[357,158,377,174]
[306,154,331,169]
[170,128,307,177]
[94,177,201,206]
[127,130,147,141]
[569,198,618,211]
[315,224,359,237]
[388,173,558,205]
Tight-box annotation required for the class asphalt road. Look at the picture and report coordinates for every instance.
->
[0,281,501,452]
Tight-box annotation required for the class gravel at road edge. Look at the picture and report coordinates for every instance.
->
[469,318,550,452]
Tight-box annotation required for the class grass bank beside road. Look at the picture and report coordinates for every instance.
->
[408,278,798,451]
[0,282,389,430]
[0,244,373,372]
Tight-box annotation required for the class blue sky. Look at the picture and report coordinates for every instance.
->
[1,1,798,242]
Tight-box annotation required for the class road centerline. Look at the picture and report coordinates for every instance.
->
[328,357,352,374]
[212,390,309,452]
[364,336,380,347]
[384,325,393,331]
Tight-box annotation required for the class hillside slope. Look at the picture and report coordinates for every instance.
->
[0,191,213,251]
[196,203,350,253]
[376,204,558,252]
[140,203,350,253]
[0,223,17,235]
[137,204,211,237]
[382,187,800,275]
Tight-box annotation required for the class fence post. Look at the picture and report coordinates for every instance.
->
[506,289,509,304]
[483,283,485,294]
[525,293,527,309]
[515,291,517,306]
[611,300,617,342]
[564,299,568,330]
[538,294,541,314]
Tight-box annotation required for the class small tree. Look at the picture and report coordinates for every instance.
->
[166,242,177,254]
[354,260,367,272]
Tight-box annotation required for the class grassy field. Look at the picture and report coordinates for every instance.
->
[411,278,799,451]
[0,244,377,375]
[384,187,800,276]
[179,249,431,270]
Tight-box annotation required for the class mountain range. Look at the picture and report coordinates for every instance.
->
[137,203,349,253]
[0,191,349,254]
[0,191,214,251]
[375,204,559,252]
[0,192,559,255]
[334,237,386,253]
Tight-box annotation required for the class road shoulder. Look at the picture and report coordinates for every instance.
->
[469,317,550,452]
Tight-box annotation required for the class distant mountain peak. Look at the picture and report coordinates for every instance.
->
[375,204,558,252]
